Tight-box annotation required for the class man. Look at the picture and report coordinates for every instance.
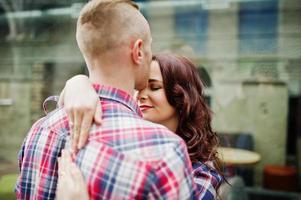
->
[15,0,197,199]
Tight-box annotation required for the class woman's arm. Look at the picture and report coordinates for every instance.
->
[56,150,89,200]
[59,75,102,151]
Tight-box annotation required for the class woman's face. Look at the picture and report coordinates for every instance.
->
[137,60,178,131]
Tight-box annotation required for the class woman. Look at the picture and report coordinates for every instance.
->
[56,54,223,199]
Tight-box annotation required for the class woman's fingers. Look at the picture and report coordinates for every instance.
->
[94,103,102,125]
[72,111,83,151]
[56,149,89,200]
[57,157,63,178]
[70,162,85,183]
[63,149,72,163]
[78,110,93,149]
[60,149,69,175]
[70,162,89,199]
[61,75,103,151]
[65,101,75,133]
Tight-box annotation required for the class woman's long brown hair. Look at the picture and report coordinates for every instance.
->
[153,54,222,172]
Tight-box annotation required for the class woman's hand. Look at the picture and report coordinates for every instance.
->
[59,75,102,151]
[56,149,89,200]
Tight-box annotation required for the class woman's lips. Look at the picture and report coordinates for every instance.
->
[139,105,153,111]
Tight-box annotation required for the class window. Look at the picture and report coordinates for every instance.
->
[175,8,208,54]
[239,0,278,54]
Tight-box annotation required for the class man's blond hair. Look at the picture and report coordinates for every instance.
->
[76,0,146,56]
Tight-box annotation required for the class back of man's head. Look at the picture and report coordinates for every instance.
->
[76,0,148,58]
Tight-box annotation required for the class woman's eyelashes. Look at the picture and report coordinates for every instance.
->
[149,83,162,91]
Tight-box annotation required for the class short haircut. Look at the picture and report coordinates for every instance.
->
[77,0,143,56]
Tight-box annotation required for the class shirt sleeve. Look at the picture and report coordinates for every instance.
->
[193,162,223,200]
[15,117,65,200]
[15,118,44,199]
[15,136,27,198]
[149,140,198,199]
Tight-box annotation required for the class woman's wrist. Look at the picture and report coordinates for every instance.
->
[66,75,90,86]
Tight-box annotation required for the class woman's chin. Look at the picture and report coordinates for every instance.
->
[142,113,155,122]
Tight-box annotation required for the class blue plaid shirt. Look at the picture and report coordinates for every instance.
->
[193,162,223,199]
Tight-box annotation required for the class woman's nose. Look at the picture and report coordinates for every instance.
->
[139,94,147,101]
[137,91,148,101]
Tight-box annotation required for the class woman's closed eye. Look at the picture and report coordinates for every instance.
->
[150,84,162,91]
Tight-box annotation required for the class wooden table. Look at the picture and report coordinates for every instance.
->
[218,147,261,165]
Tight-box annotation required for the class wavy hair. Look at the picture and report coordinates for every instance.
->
[153,54,220,165]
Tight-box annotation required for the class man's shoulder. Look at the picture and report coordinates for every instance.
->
[138,118,172,132]
[119,114,166,131]
[98,114,184,150]
[132,117,183,142]
[18,108,68,200]
[30,107,68,134]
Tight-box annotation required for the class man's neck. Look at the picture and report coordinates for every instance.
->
[87,59,135,96]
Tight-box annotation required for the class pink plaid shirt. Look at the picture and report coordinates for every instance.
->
[16,84,198,200]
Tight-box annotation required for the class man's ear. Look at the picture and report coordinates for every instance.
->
[131,39,143,65]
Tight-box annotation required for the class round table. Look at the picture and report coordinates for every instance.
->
[217,147,261,165]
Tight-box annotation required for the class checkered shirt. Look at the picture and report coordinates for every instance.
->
[192,162,223,199]
[15,84,198,200]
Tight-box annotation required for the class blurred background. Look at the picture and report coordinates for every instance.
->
[0,0,300,199]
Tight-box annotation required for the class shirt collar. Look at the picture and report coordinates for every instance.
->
[93,84,142,117]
